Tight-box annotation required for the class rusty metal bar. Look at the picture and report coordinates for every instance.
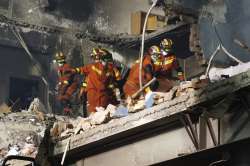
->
[185,114,200,149]
[206,118,218,146]
[179,115,199,150]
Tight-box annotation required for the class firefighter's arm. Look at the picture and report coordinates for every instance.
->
[144,64,154,93]
[74,64,91,75]
[113,67,121,81]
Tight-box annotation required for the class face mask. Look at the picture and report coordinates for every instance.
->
[101,61,107,66]
[58,63,64,67]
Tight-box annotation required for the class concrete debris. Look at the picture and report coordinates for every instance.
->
[90,108,110,125]
[105,104,117,118]
[0,111,47,161]
[0,103,12,116]
[50,121,74,138]
[21,143,37,157]
[78,119,92,131]
[28,98,46,121]
[163,87,178,101]
[129,99,145,113]
[209,61,250,82]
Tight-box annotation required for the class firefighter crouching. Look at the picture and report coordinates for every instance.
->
[54,52,79,113]
[157,38,184,92]
[123,45,162,98]
[74,48,121,113]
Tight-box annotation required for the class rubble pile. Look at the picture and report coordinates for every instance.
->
[50,78,210,142]
[0,111,47,164]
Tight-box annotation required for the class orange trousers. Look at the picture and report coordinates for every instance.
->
[87,89,110,112]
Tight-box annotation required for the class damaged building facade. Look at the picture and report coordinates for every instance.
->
[1,0,250,166]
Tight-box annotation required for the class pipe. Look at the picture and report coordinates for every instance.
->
[139,0,158,89]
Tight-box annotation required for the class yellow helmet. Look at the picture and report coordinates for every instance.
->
[55,52,66,63]
[91,48,107,60]
[148,45,161,55]
[160,38,173,49]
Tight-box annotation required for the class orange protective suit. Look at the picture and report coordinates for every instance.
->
[156,53,184,92]
[57,63,79,102]
[76,62,120,112]
[123,55,154,97]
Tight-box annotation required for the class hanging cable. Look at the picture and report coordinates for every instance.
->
[203,9,243,79]
[139,0,159,89]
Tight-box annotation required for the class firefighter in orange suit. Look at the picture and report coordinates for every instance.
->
[156,38,184,92]
[75,49,121,113]
[160,38,184,81]
[123,46,162,98]
[78,48,102,117]
[55,52,79,113]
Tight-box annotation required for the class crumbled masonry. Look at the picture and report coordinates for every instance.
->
[2,66,250,163]
[52,69,250,157]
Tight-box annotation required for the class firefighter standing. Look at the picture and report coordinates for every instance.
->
[75,48,121,113]
[123,45,162,98]
[54,52,79,113]
[77,48,102,117]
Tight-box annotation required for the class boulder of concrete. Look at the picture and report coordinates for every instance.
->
[90,108,110,125]
[129,99,145,113]
[50,121,74,138]
[74,118,92,133]
[28,98,46,121]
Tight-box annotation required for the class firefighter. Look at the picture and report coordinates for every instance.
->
[54,52,79,113]
[123,45,162,98]
[157,38,184,92]
[74,48,121,113]
[77,48,103,117]
[160,38,184,81]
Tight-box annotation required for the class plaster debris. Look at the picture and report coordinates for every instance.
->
[0,103,12,116]
[28,98,46,121]
[90,108,110,125]
[209,61,250,82]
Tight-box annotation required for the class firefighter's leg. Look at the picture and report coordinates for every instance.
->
[87,90,98,113]
[82,92,88,117]
[63,82,78,99]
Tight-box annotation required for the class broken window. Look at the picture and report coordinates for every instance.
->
[9,77,39,111]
